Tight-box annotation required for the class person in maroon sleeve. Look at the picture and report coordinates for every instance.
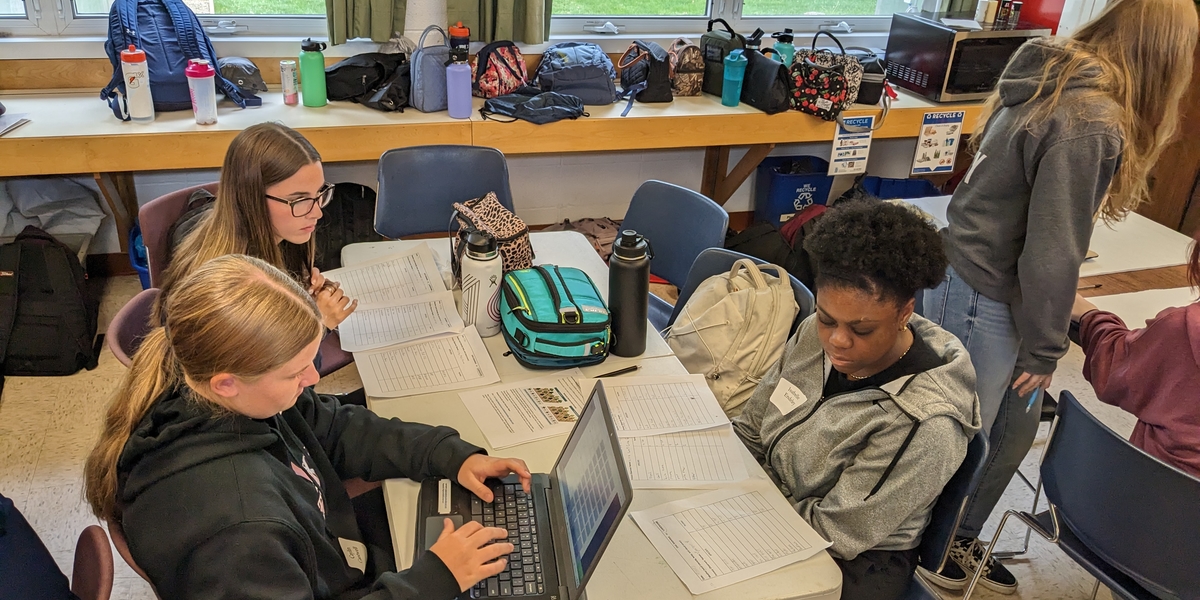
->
[1071,238,1200,478]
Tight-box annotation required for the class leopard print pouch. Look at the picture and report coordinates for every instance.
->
[452,191,534,278]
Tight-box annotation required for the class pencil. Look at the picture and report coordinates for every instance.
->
[1076,283,1102,291]
[597,365,639,378]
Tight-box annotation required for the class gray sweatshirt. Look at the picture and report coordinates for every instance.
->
[733,314,981,560]
[944,38,1123,375]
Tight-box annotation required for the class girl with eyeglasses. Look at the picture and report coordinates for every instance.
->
[156,122,356,332]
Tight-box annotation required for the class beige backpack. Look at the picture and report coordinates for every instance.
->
[665,260,798,417]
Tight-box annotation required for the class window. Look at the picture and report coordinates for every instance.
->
[1,0,324,35]
[550,0,911,36]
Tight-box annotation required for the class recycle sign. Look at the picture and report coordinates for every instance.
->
[793,183,818,210]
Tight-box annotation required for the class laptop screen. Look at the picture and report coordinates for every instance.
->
[553,384,629,591]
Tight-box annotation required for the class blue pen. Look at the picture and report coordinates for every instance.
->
[1025,387,1041,412]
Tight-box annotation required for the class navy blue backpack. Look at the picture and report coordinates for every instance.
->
[101,0,259,120]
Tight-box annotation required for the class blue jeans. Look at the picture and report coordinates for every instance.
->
[922,267,1044,537]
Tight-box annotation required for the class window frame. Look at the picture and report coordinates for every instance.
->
[0,0,327,36]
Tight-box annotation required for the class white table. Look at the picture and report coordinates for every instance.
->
[342,231,843,600]
[902,196,1194,277]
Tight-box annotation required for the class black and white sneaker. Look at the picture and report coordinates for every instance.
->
[917,558,968,590]
[948,536,1019,595]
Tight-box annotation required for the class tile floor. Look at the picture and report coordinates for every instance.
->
[1,276,1127,600]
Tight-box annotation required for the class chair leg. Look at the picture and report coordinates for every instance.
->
[1090,579,1101,600]
[992,474,1042,559]
[963,510,1054,600]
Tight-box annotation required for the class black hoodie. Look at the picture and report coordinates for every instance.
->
[117,387,482,599]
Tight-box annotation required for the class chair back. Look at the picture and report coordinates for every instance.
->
[1041,391,1200,600]
[667,248,814,333]
[106,288,161,367]
[918,429,989,572]
[621,180,728,288]
[138,183,219,287]
[71,525,113,600]
[375,145,514,239]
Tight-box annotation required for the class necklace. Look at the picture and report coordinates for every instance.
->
[846,336,913,381]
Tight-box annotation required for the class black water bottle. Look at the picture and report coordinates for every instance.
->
[609,230,652,357]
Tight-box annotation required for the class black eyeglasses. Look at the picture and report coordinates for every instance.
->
[266,182,335,217]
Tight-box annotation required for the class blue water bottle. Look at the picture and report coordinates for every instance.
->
[772,29,796,66]
[722,50,748,107]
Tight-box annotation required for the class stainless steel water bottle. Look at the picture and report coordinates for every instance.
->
[608,230,652,357]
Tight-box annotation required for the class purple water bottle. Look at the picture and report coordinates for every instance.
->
[446,21,472,119]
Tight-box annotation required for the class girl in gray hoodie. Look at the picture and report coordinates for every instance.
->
[734,201,981,600]
[920,0,1197,593]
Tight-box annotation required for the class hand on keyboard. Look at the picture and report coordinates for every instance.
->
[458,454,532,502]
[429,518,514,592]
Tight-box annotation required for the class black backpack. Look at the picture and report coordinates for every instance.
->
[617,41,673,115]
[325,52,410,111]
[480,86,589,124]
[724,223,815,290]
[0,227,100,392]
[313,183,386,271]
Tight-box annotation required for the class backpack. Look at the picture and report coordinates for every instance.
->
[533,42,617,105]
[499,266,611,369]
[741,37,792,115]
[479,87,589,124]
[0,227,99,392]
[313,183,386,271]
[165,187,216,263]
[101,0,258,121]
[409,25,451,113]
[473,41,528,98]
[668,38,704,96]
[665,259,798,417]
[325,52,410,111]
[540,217,622,262]
[724,222,816,290]
[451,191,534,278]
[617,41,672,116]
[701,18,746,97]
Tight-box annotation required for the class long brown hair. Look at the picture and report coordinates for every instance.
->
[1189,239,1200,290]
[156,122,321,321]
[970,0,1198,222]
[85,254,323,523]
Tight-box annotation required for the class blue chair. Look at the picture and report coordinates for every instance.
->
[666,248,815,335]
[902,429,989,599]
[375,145,515,239]
[621,180,728,332]
[964,391,1200,600]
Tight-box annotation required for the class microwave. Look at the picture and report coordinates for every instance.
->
[885,14,1051,102]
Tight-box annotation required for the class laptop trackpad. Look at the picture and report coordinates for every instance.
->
[423,514,464,552]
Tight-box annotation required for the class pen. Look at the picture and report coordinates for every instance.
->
[597,365,639,378]
[1077,283,1102,291]
[1025,387,1041,412]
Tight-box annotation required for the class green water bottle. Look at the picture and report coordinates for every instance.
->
[299,38,327,107]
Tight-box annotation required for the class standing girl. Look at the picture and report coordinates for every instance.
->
[921,0,1198,593]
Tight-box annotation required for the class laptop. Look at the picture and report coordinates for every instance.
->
[416,381,634,600]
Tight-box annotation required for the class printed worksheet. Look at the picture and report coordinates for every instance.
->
[631,480,831,594]
[338,291,463,352]
[322,243,444,307]
[356,328,499,398]
[460,370,589,449]
[577,375,729,437]
[620,425,750,489]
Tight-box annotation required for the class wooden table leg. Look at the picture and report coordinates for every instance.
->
[700,144,775,206]
[94,172,140,253]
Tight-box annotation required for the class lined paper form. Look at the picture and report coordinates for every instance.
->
[631,480,831,594]
[621,426,749,488]
[338,291,463,352]
[322,243,444,307]
[356,328,499,398]
[460,370,588,449]
[578,375,729,437]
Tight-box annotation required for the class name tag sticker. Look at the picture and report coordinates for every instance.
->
[769,378,808,416]
[338,537,368,573]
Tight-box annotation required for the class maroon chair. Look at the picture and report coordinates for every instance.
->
[106,288,160,367]
[138,183,218,288]
[72,525,114,600]
[137,183,351,375]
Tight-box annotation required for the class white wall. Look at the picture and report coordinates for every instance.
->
[87,137,923,254]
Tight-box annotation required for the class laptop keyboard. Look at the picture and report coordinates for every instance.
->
[471,482,545,598]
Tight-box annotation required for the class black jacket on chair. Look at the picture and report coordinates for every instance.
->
[117,387,482,600]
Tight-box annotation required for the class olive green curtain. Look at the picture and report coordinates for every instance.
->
[446,0,552,45]
[326,0,407,44]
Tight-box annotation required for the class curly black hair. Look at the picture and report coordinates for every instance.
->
[802,199,948,304]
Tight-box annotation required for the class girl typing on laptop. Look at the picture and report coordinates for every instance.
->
[85,254,531,599]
